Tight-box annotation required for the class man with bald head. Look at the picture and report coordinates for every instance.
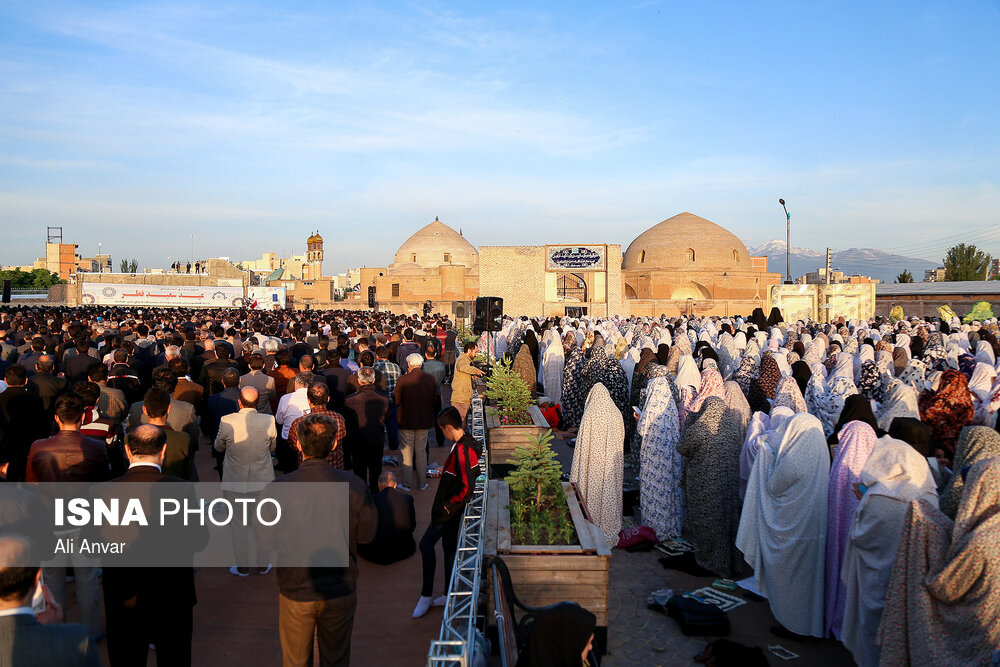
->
[215,386,277,490]
[214,386,277,574]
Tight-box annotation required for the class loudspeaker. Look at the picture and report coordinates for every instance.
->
[367,286,376,308]
[1,280,9,304]
[474,296,503,333]
[454,302,467,319]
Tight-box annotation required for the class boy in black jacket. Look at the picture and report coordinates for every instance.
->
[412,406,480,618]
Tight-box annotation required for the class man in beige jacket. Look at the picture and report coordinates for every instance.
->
[214,386,277,576]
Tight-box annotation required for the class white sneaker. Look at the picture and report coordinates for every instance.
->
[433,595,447,607]
[412,595,433,618]
[229,566,250,578]
[397,484,412,492]
[420,483,429,491]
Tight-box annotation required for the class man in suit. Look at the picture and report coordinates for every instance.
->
[199,342,240,395]
[393,353,437,492]
[25,393,110,641]
[101,425,206,666]
[89,362,127,423]
[214,387,277,576]
[168,357,204,416]
[258,414,377,667]
[202,368,241,443]
[138,387,196,480]
[357,471,416,565]
[343,367,389,493]
[27,355,66,415]
[127,367,198,446]
[239,353,277,414]
[0,366,48,482]
[15,337,45,377]
[0,536,102,667]
[395,328,421,373]
[63,337,99,385]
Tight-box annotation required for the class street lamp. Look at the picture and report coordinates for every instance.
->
[779,199,791,284]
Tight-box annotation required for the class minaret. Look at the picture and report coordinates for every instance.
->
[306,231,324,279]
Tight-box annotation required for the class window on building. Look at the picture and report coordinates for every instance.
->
[685,248,695,262]
[444,253,451,263]
[733,249,740,264]
[410,253,417,263]
[391,283,400,297]
[639,250,645,263]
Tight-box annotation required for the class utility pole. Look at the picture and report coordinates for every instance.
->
[779,199,791,283]
[825,247,831,285]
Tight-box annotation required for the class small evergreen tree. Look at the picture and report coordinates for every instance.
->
[483,357,532,425]
[895,270,913,283]
[506,429,561,507]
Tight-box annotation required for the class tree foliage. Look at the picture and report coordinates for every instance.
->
[506,429,562,507]
[483,357,533,425]
[0,268,66,289]
[119,258,139,273]
[943,244,990,282]
[895,270,914,283]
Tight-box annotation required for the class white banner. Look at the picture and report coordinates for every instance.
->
[82,282,285,309]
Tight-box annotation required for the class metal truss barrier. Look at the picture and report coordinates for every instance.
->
[427,390,489,666]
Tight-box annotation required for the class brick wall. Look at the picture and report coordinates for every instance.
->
[479,246,547,317]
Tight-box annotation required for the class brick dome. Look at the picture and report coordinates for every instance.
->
[622,212,751,271]
[392,218,478,269]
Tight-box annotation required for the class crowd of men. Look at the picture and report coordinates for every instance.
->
[0,306,482,666]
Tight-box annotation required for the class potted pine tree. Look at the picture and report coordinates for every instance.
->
[483,358,550,472]
[484,430,611,651]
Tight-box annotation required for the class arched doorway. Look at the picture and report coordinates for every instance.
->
[670,281,711,300]
[556,273,587,302]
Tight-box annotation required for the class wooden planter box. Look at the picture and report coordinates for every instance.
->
[486,404,550,470]
[484,480,611,634]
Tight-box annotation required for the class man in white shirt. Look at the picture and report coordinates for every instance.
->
[275,373,312,440]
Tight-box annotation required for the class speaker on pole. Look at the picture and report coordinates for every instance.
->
[1,280,10,304]
[474,296,503,332]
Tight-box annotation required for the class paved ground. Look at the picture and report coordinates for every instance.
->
[548,430,856,667]
[55,408,858,666]
[59,436,450,667]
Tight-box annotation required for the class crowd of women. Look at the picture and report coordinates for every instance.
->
[481,307,1000,667]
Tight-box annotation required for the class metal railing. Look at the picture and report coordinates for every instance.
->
[427,390,489,666]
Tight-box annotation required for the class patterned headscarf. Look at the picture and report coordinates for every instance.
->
[918,369,975,455]
[939,425,1000,518]
[857,360,885,402]
[748,353,782,414]
[772,375,808,413]
[733,356,759,396]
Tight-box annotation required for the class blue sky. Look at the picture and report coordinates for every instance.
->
[1,1,998,273]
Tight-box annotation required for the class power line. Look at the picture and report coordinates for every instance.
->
[881,223,1000,253]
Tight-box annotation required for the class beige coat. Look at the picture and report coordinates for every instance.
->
[214,408,277,489]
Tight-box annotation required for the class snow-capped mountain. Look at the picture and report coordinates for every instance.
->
[745,240,938,283]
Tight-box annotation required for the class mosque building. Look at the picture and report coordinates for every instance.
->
[621,212,782,316]
[350,217,480,315]
[274,212,782,316]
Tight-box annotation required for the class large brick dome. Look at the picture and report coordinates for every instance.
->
[622,212,751,271]
[392,218,478,269]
